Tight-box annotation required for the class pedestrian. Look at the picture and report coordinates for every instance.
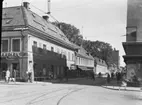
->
[98,72,102,78]
[13,69,16,82]
[64,66,68,82]
[111,72,114,79]
[5,69,10,83]
[91,72,95,81]
[10,69,16,82]
[107,73,110,84]
[27,61,33,83]
[116,72,121,84]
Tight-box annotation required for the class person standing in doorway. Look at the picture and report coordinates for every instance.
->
[5,69,10,83]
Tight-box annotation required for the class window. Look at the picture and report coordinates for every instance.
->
[12,38,20,52]
[1,39,9,52]
[51,47,54,52]
[43,44,46,50]
[33,41,37,47]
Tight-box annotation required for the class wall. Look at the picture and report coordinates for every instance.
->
[127,63,142,82]
[76,56,94,68]
[28,34,75,69]
[127,0,142,42]
[96,64,108,75]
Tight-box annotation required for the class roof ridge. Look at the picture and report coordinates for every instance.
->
[3,6,22,9]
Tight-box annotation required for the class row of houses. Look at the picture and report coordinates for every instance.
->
[0,2,109,81]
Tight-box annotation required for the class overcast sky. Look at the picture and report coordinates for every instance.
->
[3,0,127,66]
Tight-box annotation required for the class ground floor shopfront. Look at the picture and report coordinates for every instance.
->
[0,52,27,81]
[0,48,67,82]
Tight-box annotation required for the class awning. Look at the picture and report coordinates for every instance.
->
[78,66,92,71]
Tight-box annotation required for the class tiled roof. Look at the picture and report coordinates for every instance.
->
[2,6,25,27]
[22,7,73,46]
[94,57,107,66]
[77,46,94,60]
[2,6,77,49]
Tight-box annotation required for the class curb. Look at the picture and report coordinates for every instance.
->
[102,85,141,92]
[0,81,52,85]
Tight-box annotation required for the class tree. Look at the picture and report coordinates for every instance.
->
[52,22,83,46]
[82,40,113,66]
[52,22,114,67]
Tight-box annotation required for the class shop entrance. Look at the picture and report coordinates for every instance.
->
[11,63,20,79]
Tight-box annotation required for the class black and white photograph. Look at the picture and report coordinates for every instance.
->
[0,0,142,105]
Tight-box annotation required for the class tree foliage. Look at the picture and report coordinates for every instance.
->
[52,22,114,66]
[52,22,83,46]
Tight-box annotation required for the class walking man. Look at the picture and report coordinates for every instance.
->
[5,69,10,83]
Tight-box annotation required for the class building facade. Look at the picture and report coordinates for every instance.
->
[94,57,108,77]
[1,2,77,81]
[122,0,142,83]
[75,47,94,70]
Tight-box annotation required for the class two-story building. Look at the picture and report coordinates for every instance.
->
[1,2,77,81]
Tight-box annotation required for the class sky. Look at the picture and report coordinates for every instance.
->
[3,0,127,66]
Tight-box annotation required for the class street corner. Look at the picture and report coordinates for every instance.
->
[101,85,141,92]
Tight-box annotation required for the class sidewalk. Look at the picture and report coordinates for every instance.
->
[0,80,52,85]
[102,85,141,92]
[101,78,142,92]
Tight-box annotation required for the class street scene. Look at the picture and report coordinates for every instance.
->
[0,78,142,105]
[0,0,142,105]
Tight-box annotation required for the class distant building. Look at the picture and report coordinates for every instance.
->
[122,0,142,82]
[0,2,77,81]
[111,49,120,71]
[75,46,94,72]
[94,57,108,77]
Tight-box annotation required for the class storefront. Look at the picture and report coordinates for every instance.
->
[0,52,23,80]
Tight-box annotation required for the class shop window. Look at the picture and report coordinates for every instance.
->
[1,39,9,52]
[12,38,20,52]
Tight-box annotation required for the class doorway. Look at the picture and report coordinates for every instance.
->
[12,63,20,78]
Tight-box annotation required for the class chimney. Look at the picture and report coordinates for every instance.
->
[42,15,49,21]
[23,2,30,9]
